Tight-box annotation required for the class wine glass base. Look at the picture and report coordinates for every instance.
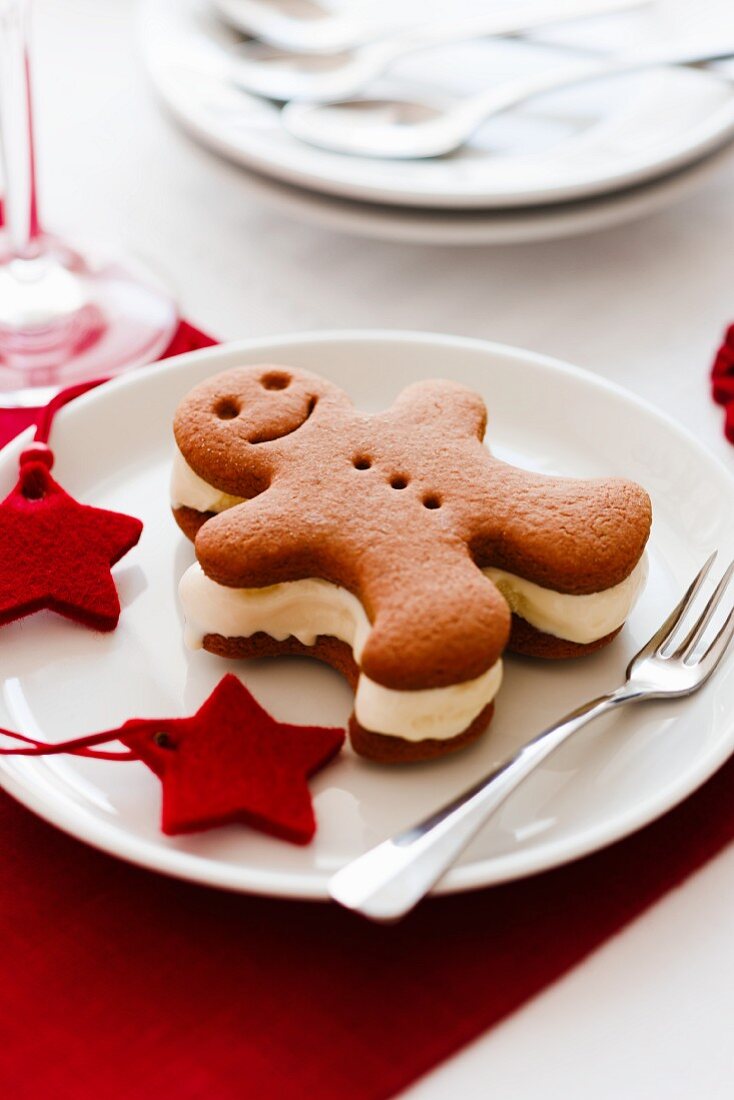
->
[0,238,178,405]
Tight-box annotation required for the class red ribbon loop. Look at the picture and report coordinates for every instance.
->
[0,721,149,760]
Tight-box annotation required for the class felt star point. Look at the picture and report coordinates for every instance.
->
[120,675,345,844]
[0,459,143,632]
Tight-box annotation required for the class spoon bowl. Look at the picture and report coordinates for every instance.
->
[233,41,360,101]
[283,97,459,158]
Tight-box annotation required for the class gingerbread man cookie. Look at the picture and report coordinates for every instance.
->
[171,365,651,762]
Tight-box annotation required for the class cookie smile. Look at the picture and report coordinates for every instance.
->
[249,394,318,445]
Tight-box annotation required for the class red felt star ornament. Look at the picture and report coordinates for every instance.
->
[119,675,345,844]
[0,449,143,632]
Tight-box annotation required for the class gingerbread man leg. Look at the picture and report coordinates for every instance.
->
[356,541,510,690]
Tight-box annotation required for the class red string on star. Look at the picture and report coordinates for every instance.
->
[0,676,345,844]
[0,377,143,631]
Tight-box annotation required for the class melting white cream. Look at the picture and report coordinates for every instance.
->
[171,449,246,514]
[179,565,503,741]
[484,557,647,646]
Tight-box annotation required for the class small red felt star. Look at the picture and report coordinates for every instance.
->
[0,455,143,632]
[119,675,345,844]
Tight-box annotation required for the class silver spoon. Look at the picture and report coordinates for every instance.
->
[283,34,734,159]
[230,0,650,103]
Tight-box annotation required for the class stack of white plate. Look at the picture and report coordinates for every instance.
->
[140,0,734,245]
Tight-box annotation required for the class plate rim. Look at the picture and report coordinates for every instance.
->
[2,327,734,899]
[140,0,734,211]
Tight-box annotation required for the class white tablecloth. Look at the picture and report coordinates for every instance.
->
[32,1,734,1095]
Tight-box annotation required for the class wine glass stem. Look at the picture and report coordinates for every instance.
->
[0,0,42,260]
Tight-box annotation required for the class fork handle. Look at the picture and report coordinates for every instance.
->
[329,685,639,922]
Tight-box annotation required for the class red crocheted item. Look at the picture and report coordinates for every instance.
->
[119,675,345,843]
[711,323,734,443]
[0,453,142,631]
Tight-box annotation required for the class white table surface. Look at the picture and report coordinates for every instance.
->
[27,1,734,1096]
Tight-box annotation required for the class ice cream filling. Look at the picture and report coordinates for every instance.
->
[171,449,247,514]
[179,557,646,741]
[180,565,503,741]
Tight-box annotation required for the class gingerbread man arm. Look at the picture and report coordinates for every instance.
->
[193,490,331,589]
[466,461,652,593]
[383,381,650,593]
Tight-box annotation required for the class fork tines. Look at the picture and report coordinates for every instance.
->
[656,552,734,672]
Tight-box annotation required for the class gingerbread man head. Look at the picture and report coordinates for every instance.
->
[173,365,651,701]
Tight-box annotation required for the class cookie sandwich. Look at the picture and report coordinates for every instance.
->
[172,365,651,762]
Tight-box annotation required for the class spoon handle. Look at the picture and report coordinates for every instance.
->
[384,0,649,57]
[458,33,734,131]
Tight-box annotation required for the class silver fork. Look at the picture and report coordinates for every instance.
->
[330,552,734,922]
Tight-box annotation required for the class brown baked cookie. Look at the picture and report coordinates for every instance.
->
[172,364,651,761]
[508,616,623,659]
[173,505,215,542]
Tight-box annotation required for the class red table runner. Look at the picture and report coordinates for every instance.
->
[1,321,734,1098]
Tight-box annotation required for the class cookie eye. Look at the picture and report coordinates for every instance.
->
[353,456,372,470]
[261,371,291,391]
[390,476,409,490]
[214,397,240,420]
[422,493,442,510]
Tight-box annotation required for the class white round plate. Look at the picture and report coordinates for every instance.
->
[141,0,734,210]
[218,139,734,246]
[1,331,733,899]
